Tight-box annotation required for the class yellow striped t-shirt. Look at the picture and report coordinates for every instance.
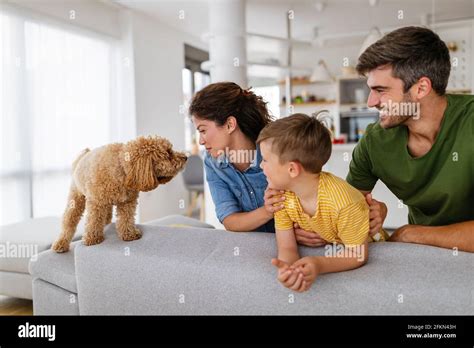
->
[274,172,371,246]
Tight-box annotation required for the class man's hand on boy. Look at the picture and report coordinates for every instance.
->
[365,193,388,236]
[271,258,308,292]
[294,223,328,247]
[263,188,286,218]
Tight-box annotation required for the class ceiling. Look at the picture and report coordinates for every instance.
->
[112,0,474,83]
[113,0,474,41]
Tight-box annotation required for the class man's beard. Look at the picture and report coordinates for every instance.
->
[378,93,417,129]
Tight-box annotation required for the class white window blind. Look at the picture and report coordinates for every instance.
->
[0,10,118,226]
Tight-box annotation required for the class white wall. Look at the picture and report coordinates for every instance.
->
[126,10,189,222]
[6,0,122,38]
[118,9,209,222]
[293,42,363,80]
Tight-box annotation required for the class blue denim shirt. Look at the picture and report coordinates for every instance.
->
[204,147,275,233]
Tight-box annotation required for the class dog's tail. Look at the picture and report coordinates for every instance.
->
[72,148,90,171]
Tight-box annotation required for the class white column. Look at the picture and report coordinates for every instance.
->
[204,0,247,228]
[208,0,247,87]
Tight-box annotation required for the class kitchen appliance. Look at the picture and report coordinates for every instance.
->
[340,107,379,143]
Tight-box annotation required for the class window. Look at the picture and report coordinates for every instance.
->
[0,10,118,225]
[252,85,280,118]
[182,69,211,153]
[182,45,210,154]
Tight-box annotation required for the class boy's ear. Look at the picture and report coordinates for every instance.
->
[288,161,302,178]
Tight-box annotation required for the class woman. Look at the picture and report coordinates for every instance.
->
[189,82,384,244]
[189,82,283,232]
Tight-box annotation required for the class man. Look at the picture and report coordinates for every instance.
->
[344,26,473,252]
[295,26,473,252]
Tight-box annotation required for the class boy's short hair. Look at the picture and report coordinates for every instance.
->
[257,112,332,173]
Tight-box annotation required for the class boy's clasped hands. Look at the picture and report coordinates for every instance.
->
[271,257,319,293]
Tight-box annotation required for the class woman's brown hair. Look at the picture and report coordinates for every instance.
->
[189,82,273,143]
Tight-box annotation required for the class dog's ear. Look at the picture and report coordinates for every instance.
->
[124,136,159,192]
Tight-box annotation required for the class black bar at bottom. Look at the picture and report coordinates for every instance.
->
[0,315,473,346]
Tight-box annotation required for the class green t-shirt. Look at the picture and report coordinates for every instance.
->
[346,94,474,226]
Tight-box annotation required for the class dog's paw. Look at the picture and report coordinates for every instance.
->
[121,227,142,241]
[82,234,105,246]
[52,239,70,253]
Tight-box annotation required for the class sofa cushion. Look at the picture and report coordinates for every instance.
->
[32,278,79,315]
[29,241,79,294]
[144,214,215,229]
[0,271,34,299]
[0,216,84,274]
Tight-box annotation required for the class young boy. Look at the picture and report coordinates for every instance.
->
[257,113,388,292]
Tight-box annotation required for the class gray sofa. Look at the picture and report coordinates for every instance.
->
[28,219,474,315]
[0,217,84,300]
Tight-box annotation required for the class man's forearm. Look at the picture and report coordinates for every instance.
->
[223,207,272,232]
[403,221,474,252]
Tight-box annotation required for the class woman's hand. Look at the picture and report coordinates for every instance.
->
[263,188,286,218]
[294,223,328,247]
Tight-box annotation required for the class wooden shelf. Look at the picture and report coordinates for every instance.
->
[337,75,365,81]
[278,79,312,86]
[277,78,334,86]
[339,103,369,109]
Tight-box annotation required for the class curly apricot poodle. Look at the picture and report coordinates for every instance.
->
[52,136,187,253]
